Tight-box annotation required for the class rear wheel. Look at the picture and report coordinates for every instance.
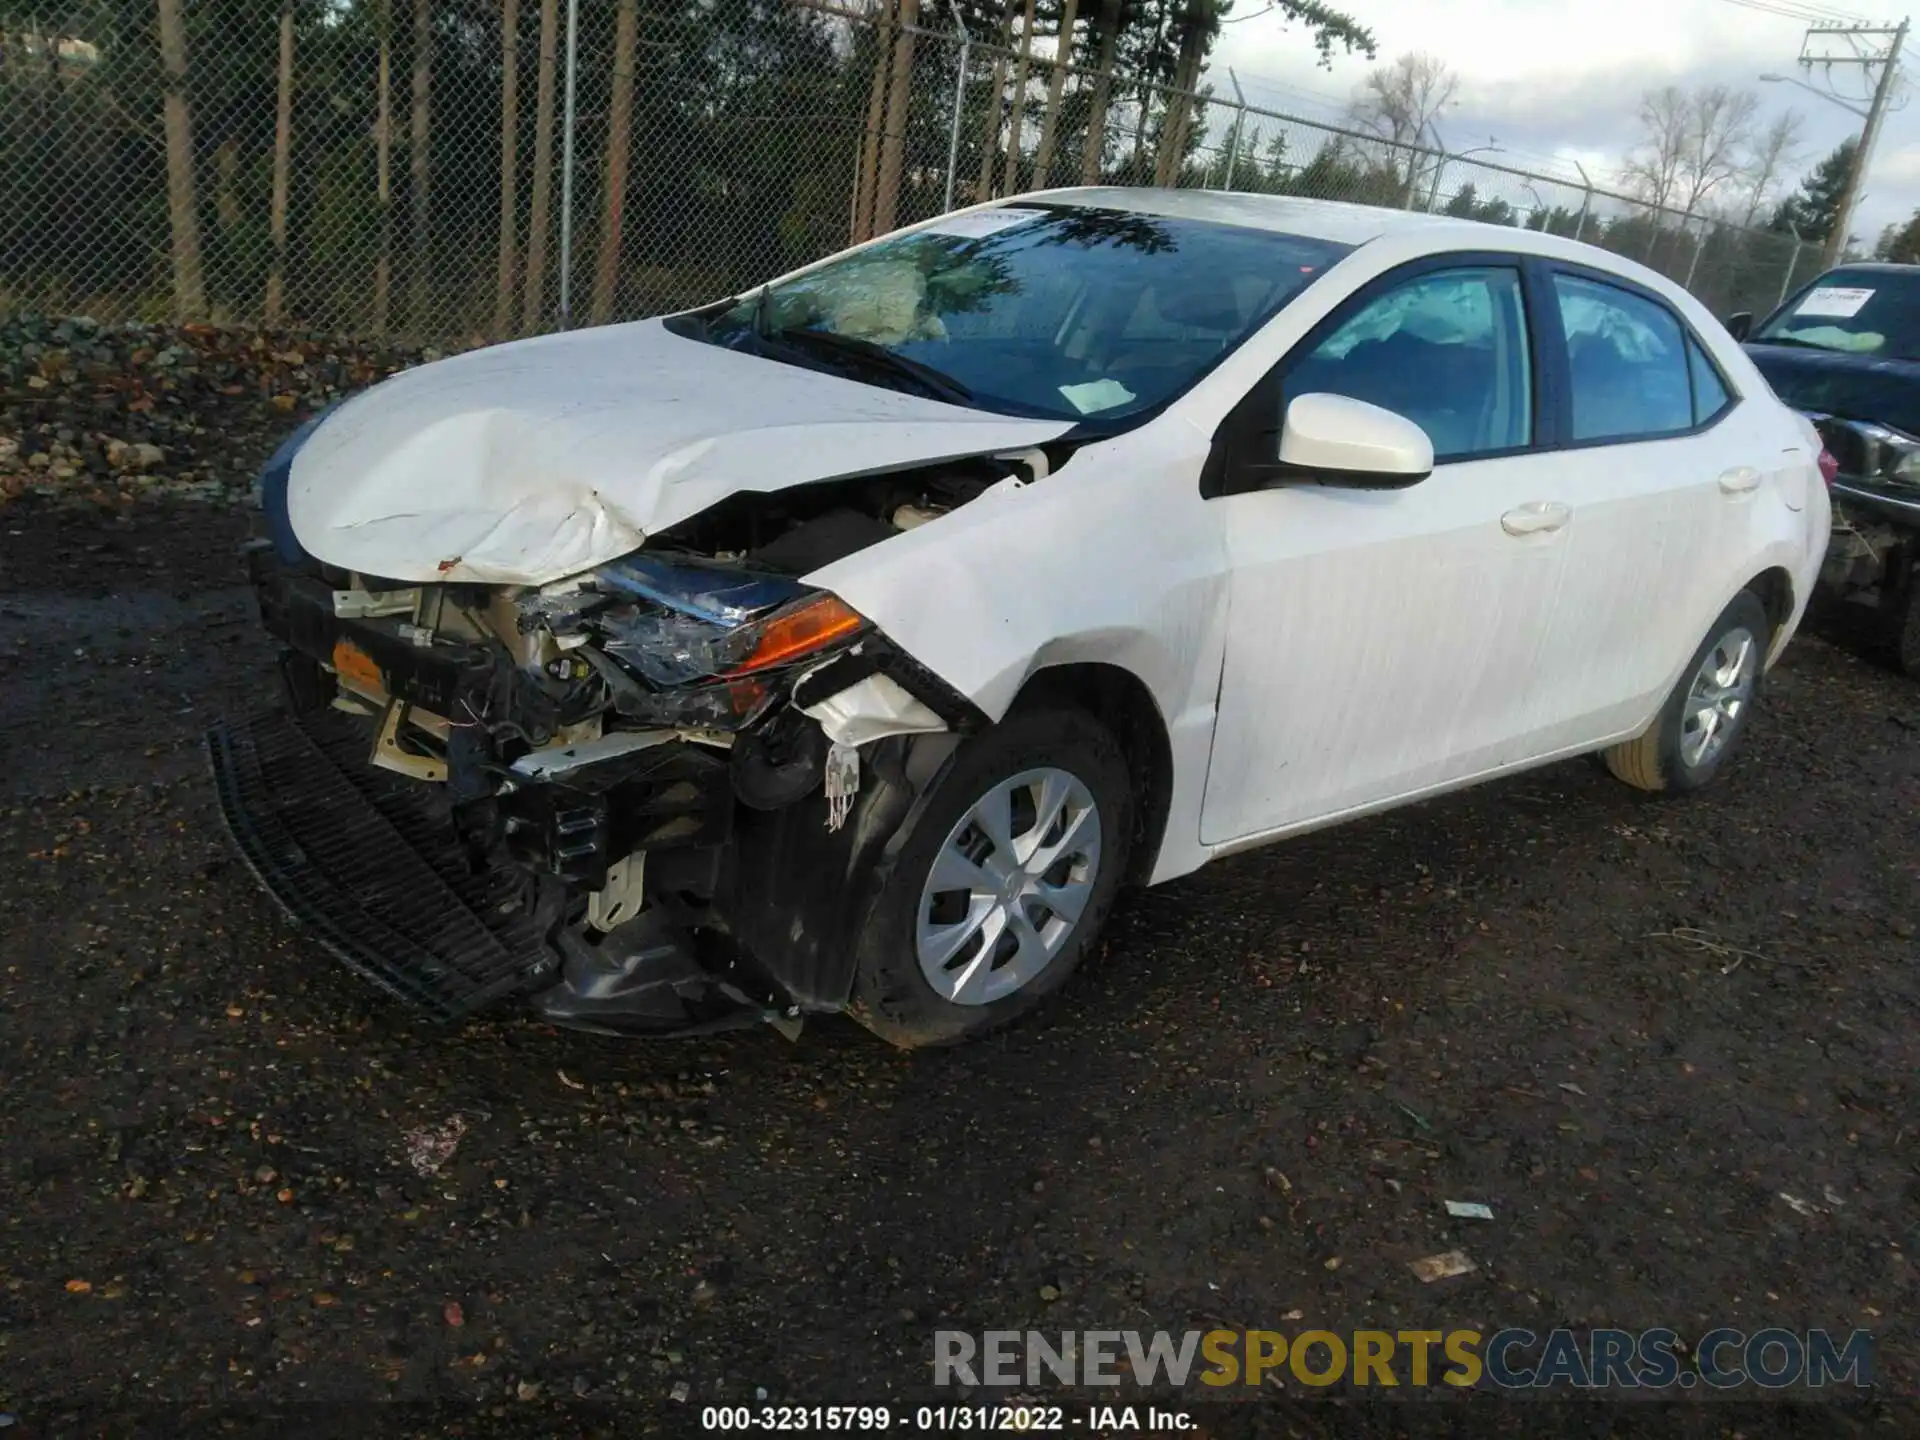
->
[848,707,1133,1049]
[1602,590,1770,794]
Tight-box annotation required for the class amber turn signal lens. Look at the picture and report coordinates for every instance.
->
[729,594,865,674]
[331,638,383,694]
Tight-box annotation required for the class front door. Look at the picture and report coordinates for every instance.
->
[1200,261,1571,845]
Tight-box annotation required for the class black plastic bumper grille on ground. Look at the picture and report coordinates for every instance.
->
[207,708,551,1020]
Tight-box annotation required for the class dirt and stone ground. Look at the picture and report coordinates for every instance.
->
[0,324,1915,1439]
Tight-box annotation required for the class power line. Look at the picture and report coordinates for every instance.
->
[1715,0,1872,24]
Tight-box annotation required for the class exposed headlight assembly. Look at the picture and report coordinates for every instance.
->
[517,553,871,728]
[601,590,868,686]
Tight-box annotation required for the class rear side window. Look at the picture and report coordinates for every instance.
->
[1687,337,1732,424]
[1553,275,1693,442]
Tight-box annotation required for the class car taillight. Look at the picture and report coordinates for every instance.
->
[1817,448,1838,488]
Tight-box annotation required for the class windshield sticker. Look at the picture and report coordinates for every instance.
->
[1058,378,1137,414]
[920,207,1049,240]
[1794,286,1874,319]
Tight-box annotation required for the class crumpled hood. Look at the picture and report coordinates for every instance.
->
[287,318,1072,585]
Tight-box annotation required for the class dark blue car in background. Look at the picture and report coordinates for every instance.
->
[1733,263,1920,675]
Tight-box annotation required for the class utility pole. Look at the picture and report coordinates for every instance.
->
[1795,18,1908,268]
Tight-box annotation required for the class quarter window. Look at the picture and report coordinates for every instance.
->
[1687,336,1732,424]
[1285,267,1532,460]
[1553,275,1694,441]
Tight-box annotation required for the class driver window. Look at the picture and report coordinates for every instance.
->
[1286,266,1533,460]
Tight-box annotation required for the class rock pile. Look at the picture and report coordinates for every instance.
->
[1,312,452,509]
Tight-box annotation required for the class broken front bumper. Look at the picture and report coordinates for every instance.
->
[208,700,949,1036]
[208,706,561,1020]
[214,542,976,1035]
[208,704,781,1036]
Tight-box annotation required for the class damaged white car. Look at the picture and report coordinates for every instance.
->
[211,188,1831,1047]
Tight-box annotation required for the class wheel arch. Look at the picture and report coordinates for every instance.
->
[1008,661,1174,887]
[1744,564,1796,641]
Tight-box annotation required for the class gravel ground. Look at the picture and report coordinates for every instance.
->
[1,476,1916,1438]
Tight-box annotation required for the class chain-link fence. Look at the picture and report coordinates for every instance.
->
[0,0,1822,345]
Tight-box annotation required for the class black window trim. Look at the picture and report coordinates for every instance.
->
[1202,251,1742,498]
[1534,259,1742,452]
[1204,249,1551,498]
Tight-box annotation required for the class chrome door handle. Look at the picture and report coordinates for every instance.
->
[1718,467,1762,494]
[1501,501,1571,536]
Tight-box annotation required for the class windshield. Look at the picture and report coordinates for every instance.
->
[1755,269,1920,360]
[672,206,1351,423]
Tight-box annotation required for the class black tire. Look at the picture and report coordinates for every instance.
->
[847,706,1134,1049]
[1602,589,1772,794]
[1893,564,1920,679]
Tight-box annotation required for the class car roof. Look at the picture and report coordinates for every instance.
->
[1012,185,1732,328]
[1025,185,1534,248]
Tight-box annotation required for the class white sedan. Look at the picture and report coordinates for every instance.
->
[214,188,1831,1047]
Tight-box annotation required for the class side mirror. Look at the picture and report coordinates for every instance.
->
[1726,311,1753,341]
[1276,392,1434,489]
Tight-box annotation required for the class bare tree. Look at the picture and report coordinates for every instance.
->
[493,0,521,339]
[852,1,894,238]
[1349,50,1457,150]
[1000,0,1038,194]
[590,0,637,324]
[1622,86,1688,211]
[1030,0,1079,187]
[872,0,920,232]
[408,0,433,331]
[977,0,1016,201]
[1738,108,1803,228]
[1624,84,1760,216]
[1676,83,1759,215]
[520,0,557,332]
[1079,0,1122,185]
[266,0,294,326]
[1154,0,1216,186]
[373,0,393,335]
[155,0,207,321]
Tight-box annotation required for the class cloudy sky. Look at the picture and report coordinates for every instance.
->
[1204,0,1917,245]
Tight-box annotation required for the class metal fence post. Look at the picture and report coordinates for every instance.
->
[557,0,580,329]
[1573,162,1593,242]
[1684,221,1706,290]
[942,9,971,213]
[1217,69,1245,191]
[1778,225,1804,306]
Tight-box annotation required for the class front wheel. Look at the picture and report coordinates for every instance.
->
[1602,589,1770,794]
[848,706,1134,1049]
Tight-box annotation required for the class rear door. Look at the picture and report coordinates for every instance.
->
[1519,266,1768,745]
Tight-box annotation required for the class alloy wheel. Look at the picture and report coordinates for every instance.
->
[1680,624,1758,770]
[915,767,1103,1007]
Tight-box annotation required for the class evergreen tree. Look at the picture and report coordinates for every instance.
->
[1874,210,1920,265]
[1770,138,1855,243]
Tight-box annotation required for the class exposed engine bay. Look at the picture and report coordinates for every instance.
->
[211,449,1057,1037]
